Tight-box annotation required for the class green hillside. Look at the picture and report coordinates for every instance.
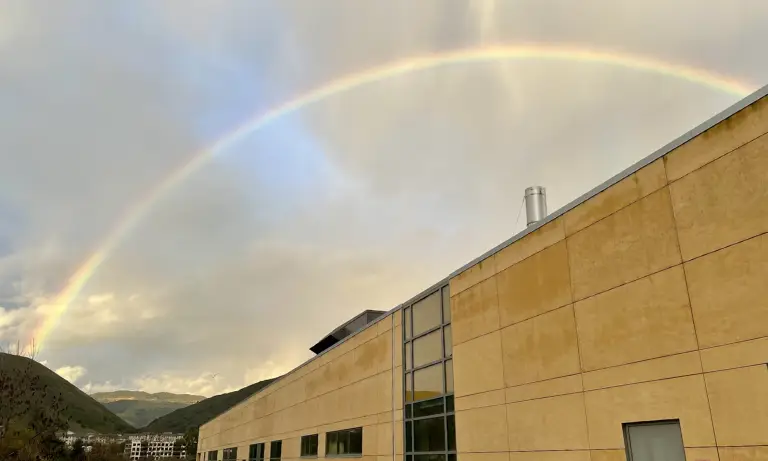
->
[0,352,134,434]
[143,377,278,433]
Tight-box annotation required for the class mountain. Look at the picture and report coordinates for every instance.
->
[0,352,134,434]
[143,377,279,433]
[92,390,204,404]
[91,391,205,428]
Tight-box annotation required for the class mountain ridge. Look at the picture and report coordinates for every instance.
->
[92,390,204,404]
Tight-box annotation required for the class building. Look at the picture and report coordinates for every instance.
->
[125,433,186,460]
[198,84,768,461]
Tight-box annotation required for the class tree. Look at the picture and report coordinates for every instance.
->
[70,439,86,461]
[0,340,69,460]
[181,428,198,460]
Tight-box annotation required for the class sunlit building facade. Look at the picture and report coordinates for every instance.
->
[199,85,768,461]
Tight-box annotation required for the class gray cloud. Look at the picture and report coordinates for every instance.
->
[1,0,767,396]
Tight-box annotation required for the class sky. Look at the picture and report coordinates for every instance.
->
[1,0,767,398]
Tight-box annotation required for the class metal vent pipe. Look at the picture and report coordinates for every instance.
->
[524,186,547,226]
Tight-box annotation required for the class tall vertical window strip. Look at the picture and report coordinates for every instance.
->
[403,285,455,461]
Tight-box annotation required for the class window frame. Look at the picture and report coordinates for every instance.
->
[300,434,319,458]
[623,419,686,461]
[325,427,363,457]
[222,447,238,461]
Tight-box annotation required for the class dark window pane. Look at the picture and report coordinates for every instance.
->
[326,432,337,455]
[270,441,282,460]
[625,421,686,461]
[413,330,442,368]
[405,421,413,452]
[405,373,413,403]
[327,428,362,456]
[413,417,446,452]
[301,435,318,457]
[445,395,454,412]
[407,456,413,461]
[412,397,444,418]
[405,342,412,370]
[443,325,452,357]
[404,307,412,340]
[445,360,454,394]
[447,415,456,451]
[415,456,445,461]
[442,286,450,323]
[405,404,412,419]
[412,292,441,336]
[412,364,443,401]
[414,364,443,401]
[448,455,457,461]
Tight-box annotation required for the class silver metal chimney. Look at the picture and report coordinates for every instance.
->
[524,186,547,226]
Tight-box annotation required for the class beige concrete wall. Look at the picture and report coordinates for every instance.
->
[449,94,768,461]
[198,311,403,461]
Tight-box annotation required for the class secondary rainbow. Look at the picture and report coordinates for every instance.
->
[30,43,753,352]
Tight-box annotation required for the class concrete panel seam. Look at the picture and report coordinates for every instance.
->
[667,124,768,185]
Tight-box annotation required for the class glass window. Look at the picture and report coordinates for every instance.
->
[326,432,338,456]
[441,286,450,323]
[447,415,456,451]
[445,395,454,412]
[405,342,412,370]
[208,451,218,461]
[249,443,265,461]
[443,325,452,357]
[223,448,238,460]
[326,428,362,456]
[404,307,412,340]
[301,435,318,457]
[413,364,443,401]
[624,421,686,461]
[413,417,446,452]
[405,373,413,402]
[413,330,442,368]
[415,455,445,461]
[270,441,282,461]
[412,397,444,418]
[412,291,441,336]
[445,360,454,394]
[405,421,412,452]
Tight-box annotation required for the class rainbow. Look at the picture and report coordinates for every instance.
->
[30,43,754,352]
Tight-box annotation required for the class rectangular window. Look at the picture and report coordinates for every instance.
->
[301,434,319,457]
[249,443,265,461]
[208,451,218,461]
[223,448,238,460]
[270,441,282,461]
[325,428,363,457]
[624,420,686,461]
[413,363,443,401]
[413,417,446,452]
[413,329,442,368]
[412,291,441,337]
[441,286,450,322]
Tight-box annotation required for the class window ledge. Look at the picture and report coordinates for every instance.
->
[324,455,363,458]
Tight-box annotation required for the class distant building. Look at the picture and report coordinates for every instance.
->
[125,433,186,460]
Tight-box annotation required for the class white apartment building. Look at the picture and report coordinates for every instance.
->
[125,433,186,460]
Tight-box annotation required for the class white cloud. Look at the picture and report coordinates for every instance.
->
[55,365,87,384]
[87,293,114,305]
